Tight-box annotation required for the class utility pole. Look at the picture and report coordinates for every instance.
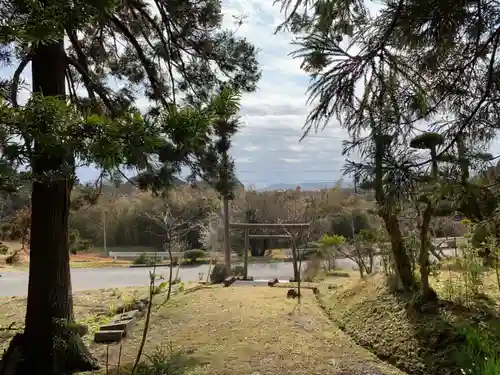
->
[102,209,108,257]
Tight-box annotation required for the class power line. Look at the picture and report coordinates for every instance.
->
[237,169,340,173]
[240,181,338,184]
[236,127,344,139]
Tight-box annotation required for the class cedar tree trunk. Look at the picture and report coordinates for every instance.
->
[1,38,98,375]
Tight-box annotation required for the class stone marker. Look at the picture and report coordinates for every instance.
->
[94,330,125,343]
[223,276,236,287]
[133,300,147,311]
[100,318,135,335]
[287,288,299,299]
[115,310,141,320]
[268,278,279,287]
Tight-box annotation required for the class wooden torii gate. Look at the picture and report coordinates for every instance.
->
[229,222,311,280]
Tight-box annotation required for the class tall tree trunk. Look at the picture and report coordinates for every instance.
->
[1,39,98,375]
[419,150,438,301]
[373,133,416,292]
[419,204,434,300]
[381,213,416,291]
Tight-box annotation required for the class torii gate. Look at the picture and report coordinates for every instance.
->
[229,222,311,280]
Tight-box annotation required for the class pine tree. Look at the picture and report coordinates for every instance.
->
[0,0,260,373]
[276,0,500,292]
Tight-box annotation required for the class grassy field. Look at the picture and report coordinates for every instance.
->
[0,282,405,375]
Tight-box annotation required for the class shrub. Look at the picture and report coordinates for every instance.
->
[232,265,244,276]
[183,249,206,263]
[0,243,8,255]
[210,263,230,283]
[134,345,184,375]
[456,323,500,375]
[133,253,149,265]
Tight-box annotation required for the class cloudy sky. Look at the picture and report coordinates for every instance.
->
[198,0,349,188]
[3,1,499,190]
[0,0,359,189]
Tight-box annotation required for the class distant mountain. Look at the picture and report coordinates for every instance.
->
[101,175,244,196]
[260,182,338,191]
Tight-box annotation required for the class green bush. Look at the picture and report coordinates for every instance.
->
[210,264,230,283]
[69,229,91,255]
[456,323,500,375]
[232,265,244,276]
[133,253,149,265]
[134,345,184,375]
[183,249,206,263]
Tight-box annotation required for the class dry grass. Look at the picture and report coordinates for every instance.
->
[0,252,132,270]
[92,286,405,375]
[0,241,134,269]
[0,284,405,375]
[0,286,153,352]
[317,271,500,375]
[69,254,131,268]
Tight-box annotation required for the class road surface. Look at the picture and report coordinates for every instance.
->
[0,258,367,297]
[0,244,459,297]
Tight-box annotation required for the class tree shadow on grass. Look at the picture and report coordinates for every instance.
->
[327,278,500,375]
[388,289,500,375]
[117,347,206,375]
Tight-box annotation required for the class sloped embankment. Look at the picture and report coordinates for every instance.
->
[316,276,475,375]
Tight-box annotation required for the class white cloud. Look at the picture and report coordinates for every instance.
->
[282,157,303,163]
[288,144,304,152]
[234,156,253,164]
[218,0,348,187]
[242,144,260,152]
[0,0,350,189]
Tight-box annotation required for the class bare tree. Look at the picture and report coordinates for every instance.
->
[279,189,323,306]
[199,207,225,281]
[144,201,199,300]
[277,189,307,282]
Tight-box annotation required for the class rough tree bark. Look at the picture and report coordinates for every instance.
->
[419,204,434,300]
[373,133,416,292]
[382,213,416,291]
[289,236,300,282]
[1,39,98,375]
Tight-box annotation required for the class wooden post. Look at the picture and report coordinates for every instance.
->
[223,198,231,273]
[244,228,249,279]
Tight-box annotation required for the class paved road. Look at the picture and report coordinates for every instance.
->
[0,258,367,297]
[0,243,459,297]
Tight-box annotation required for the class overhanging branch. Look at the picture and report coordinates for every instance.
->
[65,56,118,117]
[110,14,169,108]
[11,53,32,107]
